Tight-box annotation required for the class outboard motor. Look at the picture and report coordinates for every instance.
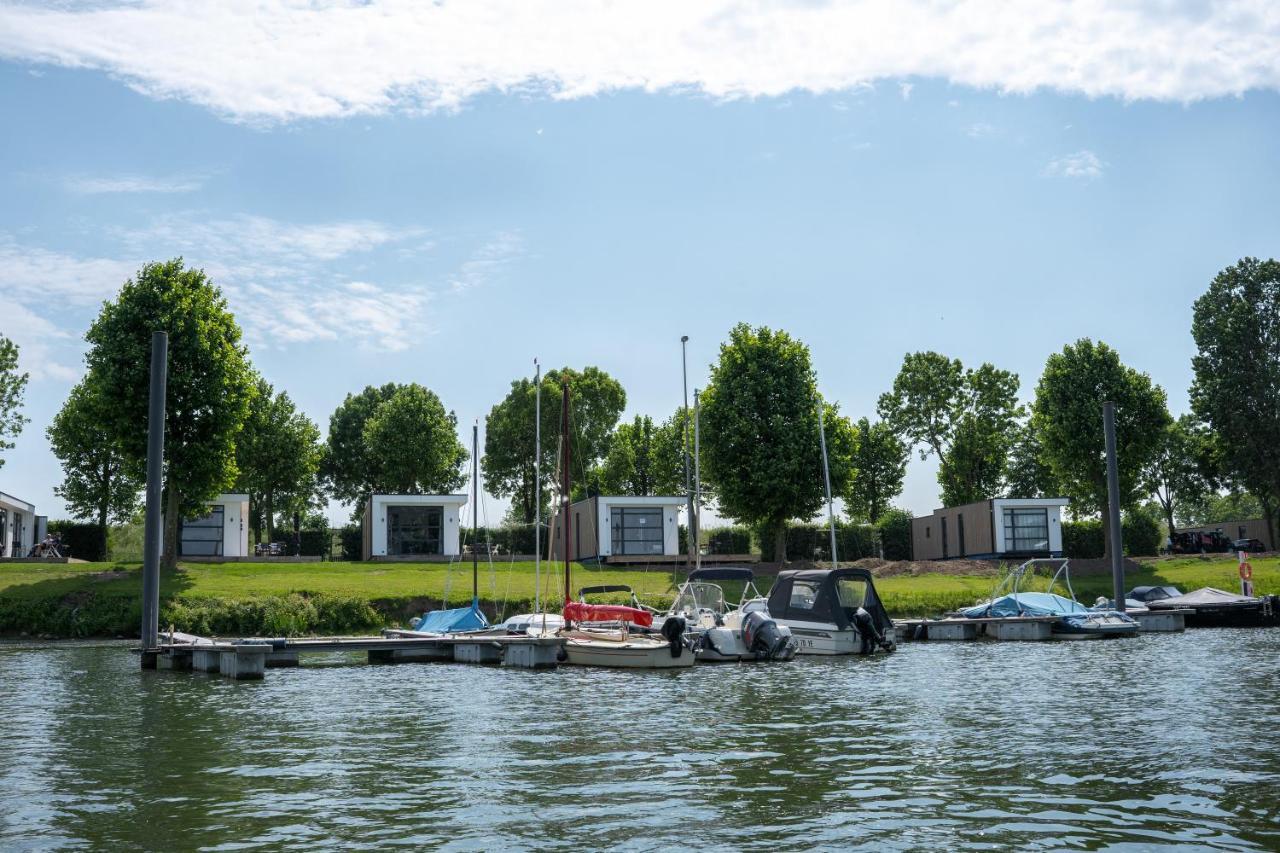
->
[660,615,687,658]
[853,607,896,655]
[742,610,797,661]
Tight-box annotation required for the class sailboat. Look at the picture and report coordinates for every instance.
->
[554,378,695,669]
[403,423,489,635]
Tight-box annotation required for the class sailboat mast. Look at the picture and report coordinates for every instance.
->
[817,396,839,567]
[561,379,572,617]
[694,388,702,573]
[472,421,479,606]
[534,359,541,615]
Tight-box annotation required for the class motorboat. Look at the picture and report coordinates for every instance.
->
[499,612,565,635]
[766,567,896,655]
[654,567,797,662]
[960,559,1138,639]
[1145,587,1280,628]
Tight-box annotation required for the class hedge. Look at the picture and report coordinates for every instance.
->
[1063,515,1163,558]
[877,509,913,561]
[340,525,363,561]
[706,526,752,554]
[46,520,107,561]
[785,523,876,561]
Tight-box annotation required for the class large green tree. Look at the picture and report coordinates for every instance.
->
[1031,339,1170,557]
[236,376,323,542]
[1190,257,1280,550]
[843,417,907,523]
[482,366,626,523]
[84,259,255,568]
[597,410,691,498]
[363,383,468,494]
[0,336,29,469]
[878,352,1022,506]
[701,324,853,562]
[322,383,400,509]
[1003,420,1060,499]
[1142,414,1216,541]
[47,380,144,539]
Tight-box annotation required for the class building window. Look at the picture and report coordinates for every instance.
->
[610,507,664,555]
[925,525,930,539]
[1004,507,1050,552]
[180,506,224,556]
[387,506,443,555]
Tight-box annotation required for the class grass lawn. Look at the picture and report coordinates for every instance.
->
[2,553,1275,637]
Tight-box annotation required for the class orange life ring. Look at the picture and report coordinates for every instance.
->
[1239,562,1253,581]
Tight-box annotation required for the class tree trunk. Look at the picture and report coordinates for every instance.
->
[1262,492,1277,552]
[266,490,276,542]
[99,461,110,560]
[773,521,787,564]
[161,485,180,569]
[1163,503,1177,545]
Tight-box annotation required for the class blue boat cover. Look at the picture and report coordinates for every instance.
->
[416,604,489,633]
[962,592,1090,618]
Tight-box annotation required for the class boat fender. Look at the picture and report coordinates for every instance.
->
[661,615,687,658]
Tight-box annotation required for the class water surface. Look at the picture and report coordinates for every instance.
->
[1,631,1277,850]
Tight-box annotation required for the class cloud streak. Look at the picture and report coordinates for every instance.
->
[0,1,1276,123]
[1044,150,1105,180]
[63,173,205,194]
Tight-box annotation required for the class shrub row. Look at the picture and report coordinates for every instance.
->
[46,520,108,561]
[1062,515,1162,558]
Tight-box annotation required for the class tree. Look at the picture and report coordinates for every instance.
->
[236,376,323,543]
[598,411,692,498]
[1179,489,1264,527]
[1190,257,1280,551]
[47,380,144,542]
[0,336,29,469]
[843,417,907,523]
[878,352,1022,506]
[1142,414,1215,541]
[1031,339,1170,558]
[1003,421,1060,499]
[84,259,255,568]
[482,367,625,523]
[363,384,468,494]
[321,383,401,509]
[701,324,854,562]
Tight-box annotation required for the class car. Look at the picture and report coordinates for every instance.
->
[1232,538,1267,554]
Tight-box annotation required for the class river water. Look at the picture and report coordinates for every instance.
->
[1,630,1277,851]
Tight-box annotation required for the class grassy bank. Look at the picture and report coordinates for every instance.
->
[1,555,1275,639]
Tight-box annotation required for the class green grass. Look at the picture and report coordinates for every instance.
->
[2,554,1275,638]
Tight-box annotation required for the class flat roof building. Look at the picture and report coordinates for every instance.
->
[0,491,37,558]
[177,494,250,558]
[912,497,1069,561]
[362,494,468,560]
[550,495,685,563]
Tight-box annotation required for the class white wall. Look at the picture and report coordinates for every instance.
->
[0,492,36,558]
[221,496,249,558]
[992,498,1068,554]
[369,494,467,557]
[596,496,684,557]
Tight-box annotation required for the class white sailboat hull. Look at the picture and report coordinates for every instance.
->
[562,635,695,669]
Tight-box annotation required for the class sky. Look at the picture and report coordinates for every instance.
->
[0,0,1278,529]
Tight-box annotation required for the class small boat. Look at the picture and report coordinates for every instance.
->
[766,567,896,655]
[560,599,695,669]
[1145,587,1280,628]
[499,612,565,635]
[961,559,1138,639]
[655,567,797,662]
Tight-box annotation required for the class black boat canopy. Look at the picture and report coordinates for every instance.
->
[578,584,634,597]
[686,567,756,582]
[766,568,893,631]
[1128,585,1183,602]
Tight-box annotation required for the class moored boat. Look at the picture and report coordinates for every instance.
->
[766,567,896,655]
[1145,587,1280,628]
[959,558,1138,639]
[655,567,797,662]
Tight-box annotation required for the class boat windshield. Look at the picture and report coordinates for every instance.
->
[671,582,727,616]
[835,576,872,610]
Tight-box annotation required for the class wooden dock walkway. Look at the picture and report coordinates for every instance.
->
[142,631,566,679]
[894,608,1190,642]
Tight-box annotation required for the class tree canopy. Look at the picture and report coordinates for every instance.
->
[322,383,400,508]
[482,366,625,523]
[878,352,1022,506]
[47,380,143,533]
[1003,421,1060,499]
[701,324,853,562]
[1141,414,1216,541]
[0,336,29,470]
[84,258,255,567]
[843,417,907,523]
[1190,256,1280,549]
[236,376,323,542]
[1031,338,1170,556]
[363,383,468,495]
[597,410,690,498]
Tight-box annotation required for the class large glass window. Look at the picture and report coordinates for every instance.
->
[387,506,443,555]
[610,507,664,555]
[788,580,820,611]
[836,577,872,610]
[1004,508,1049,552]
[180,506,224,556]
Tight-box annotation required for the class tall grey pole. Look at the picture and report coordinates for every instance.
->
[1103,401,1125,613]
[680,335,694,565]
[818,396,839,567]
[533,359,541,616]
[693,389,702,572]
[140,331,168,656]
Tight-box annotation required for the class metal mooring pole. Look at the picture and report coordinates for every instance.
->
[140,330,168,663]
[1103,401,1125,613]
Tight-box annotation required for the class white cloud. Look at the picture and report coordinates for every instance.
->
[0,300,81,383]
[1044,149,1105,179]
[966,122,996,138]
[63,173,205,194]
[0,238,137,306]
[447,231,524,293]
[898,82,913,101]
[0,1,1276,123]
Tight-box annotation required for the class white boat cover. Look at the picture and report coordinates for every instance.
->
[1149,587,1260,608]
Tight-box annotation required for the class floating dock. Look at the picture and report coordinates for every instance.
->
[895,608,1191,643]
[140,631,565,679]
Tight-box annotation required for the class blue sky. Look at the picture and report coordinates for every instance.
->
[1,1,1278,526]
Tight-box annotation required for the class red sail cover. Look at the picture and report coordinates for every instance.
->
[563,602,653,627]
